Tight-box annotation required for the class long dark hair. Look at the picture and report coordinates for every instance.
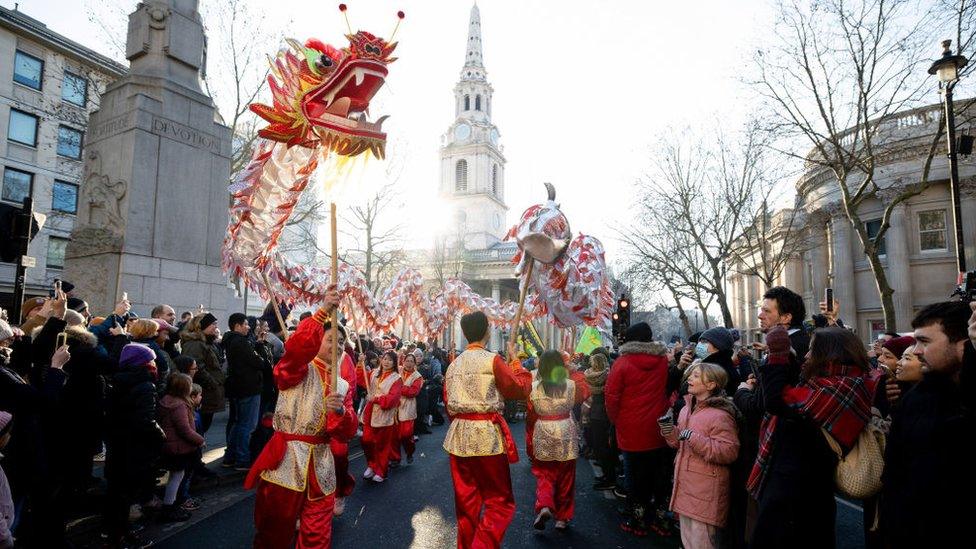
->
[382,350,399,371]
[537,350,568,398]
[803,327,870,380]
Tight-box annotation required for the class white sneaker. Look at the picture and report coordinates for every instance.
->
[554,520,568,530]
[334,497,346,516]
[533,507,552,530]
[363,467,374,479]
[371,474,384,483]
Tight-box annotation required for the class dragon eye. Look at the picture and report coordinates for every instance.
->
[365,44,381,55]
[315,54,334,72]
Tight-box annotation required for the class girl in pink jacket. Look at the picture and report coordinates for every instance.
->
[661,363,740,549]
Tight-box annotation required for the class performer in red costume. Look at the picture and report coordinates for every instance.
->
[525,350,590,531]
[361,350,403,482]
[391,353,424,465]
[443,311,532,549]
[329,327,358,516]
[245,288,358,549]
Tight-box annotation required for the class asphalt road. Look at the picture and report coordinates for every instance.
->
[158,420,865,548]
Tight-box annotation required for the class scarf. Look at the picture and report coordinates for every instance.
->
[747,356,878,499]
[584,366,608,394]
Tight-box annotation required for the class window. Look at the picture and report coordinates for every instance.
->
[62,71,87,106]
[918,209,947,251]
[52,181,79,214]
[8,109,38,146]
[46,237,69,269]
[475,95,481,111]
[2,167,33,204]
[491,164,498,196]
[864,219,887,256]
[14,50,43,90]
[869,320,886,343]
[57,126,83,159]
[455,159,468,191]
[464,95,470,111]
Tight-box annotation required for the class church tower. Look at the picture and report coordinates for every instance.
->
[439,2,507,250]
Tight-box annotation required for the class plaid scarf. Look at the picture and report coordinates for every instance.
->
[747,356,878,498]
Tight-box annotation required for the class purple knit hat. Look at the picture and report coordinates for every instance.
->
[119,343,156,369]
[0,411,11,432]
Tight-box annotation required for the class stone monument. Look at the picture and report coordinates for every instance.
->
[65,0,241,319]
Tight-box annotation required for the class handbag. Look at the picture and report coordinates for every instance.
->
[822,410,887,500]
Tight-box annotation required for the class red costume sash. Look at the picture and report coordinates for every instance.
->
[245,431,330,489]
[453,412,519,463]
[536,413,571,421]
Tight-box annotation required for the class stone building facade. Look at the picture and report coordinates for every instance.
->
[0,5,125,309]
[728,102,976,343]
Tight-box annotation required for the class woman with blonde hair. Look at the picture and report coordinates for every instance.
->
[129,319,171,382]
[661,362,740,549]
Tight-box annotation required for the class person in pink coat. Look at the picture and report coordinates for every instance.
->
[661,363,740,549]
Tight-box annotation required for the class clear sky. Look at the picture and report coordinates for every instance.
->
[18,0,776,269]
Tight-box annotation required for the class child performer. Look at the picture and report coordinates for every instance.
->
[527,350,590,531]
[660,363,739,549]
[391,353,424,465]
[245,289,358,549]
[361,350,402,482]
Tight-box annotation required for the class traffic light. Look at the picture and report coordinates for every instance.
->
[611,311,621,339]
[617,294,631,329]
[0,200,43,263]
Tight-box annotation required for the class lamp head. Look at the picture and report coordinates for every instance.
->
[929,39,969,84]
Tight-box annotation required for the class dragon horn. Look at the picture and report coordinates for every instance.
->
[285,38,305,54]
[545,182,556,201]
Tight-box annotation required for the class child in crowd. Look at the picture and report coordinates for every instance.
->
[157,373,205,522]
[661,363,740,549]
[1,411,14,549]
[527,350,590,531]
[177,383,205,510]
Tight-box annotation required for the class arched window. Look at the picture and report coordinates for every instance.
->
[464,95,470,111]
[455,160,468,191]
[475,95,482,111]
[491,164,499,196]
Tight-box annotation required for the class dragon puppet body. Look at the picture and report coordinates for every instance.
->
[223,20,611,340]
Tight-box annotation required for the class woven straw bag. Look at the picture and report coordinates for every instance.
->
[822,414,887,500]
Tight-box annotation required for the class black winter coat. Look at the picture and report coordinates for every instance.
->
[222,331,268,398]
[881,365,976,548]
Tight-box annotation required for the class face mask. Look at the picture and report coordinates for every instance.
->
[695,342,710,360]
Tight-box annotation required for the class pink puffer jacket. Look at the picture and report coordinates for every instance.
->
[666,394,740,527]
[157,395,205,456]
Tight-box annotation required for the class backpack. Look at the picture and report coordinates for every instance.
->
[822,408,888,499]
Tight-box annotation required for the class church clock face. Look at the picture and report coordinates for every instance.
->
[454,123,471,141]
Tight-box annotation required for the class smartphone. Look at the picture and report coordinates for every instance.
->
[121,292,128,301]
[56,331,68,349]
[825,288,833,312]
[656,410,674,428]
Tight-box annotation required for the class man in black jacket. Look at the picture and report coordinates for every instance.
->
[882,301,976,549]
[222,313,271,469]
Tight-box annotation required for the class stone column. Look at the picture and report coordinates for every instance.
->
[885,204,914,331]
[808,219,829,316]
[490,280,501,351]
[64,0,240,319]
[829,213,857,325]
[961,179,976,276]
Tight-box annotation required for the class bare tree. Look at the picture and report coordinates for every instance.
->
[729,194,810,290]
[754,0,976,329]
[340,182,407,293]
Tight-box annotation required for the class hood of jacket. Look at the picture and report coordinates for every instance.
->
[66,325,98,348]
[619,340,668,357]
[180,329,207,343]
[221,330,248,347]
[113,365,154,389]
[683,393,743,426]
[158,393,191,413]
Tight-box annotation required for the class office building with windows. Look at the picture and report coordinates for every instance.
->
[727,102,976,342]
[0,6,125,308]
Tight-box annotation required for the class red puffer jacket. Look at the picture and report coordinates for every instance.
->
[605,340,671,452]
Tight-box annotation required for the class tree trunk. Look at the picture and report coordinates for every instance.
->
[865,251,898,331]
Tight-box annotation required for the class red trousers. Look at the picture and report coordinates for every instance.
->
[362,422,397,478]
[530,459,576,521]
[253,477,335,549]
[329,439,355,498]
[391,419,415,461]
[449,454,515,549]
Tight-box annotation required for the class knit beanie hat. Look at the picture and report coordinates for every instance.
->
[624,322,654,343]
[199,313,218,330]
[0,319,13,342]
[700,327,734,352]
[882,336,916,359]
[119,343,156,369]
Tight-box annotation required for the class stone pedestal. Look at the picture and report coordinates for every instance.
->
[64,0,241,319]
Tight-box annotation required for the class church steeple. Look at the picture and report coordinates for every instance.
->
[461,3,485,80]
[439,2,507,251]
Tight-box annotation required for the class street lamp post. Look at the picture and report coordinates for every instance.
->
[929,39,970,280]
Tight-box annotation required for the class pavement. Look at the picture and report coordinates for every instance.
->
[76,416,866,548]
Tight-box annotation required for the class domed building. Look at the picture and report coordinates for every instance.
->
[728,102,976,343]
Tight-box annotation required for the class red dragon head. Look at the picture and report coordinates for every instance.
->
[250,10,402,158]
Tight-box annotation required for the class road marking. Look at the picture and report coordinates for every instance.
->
[835,496,864,513]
